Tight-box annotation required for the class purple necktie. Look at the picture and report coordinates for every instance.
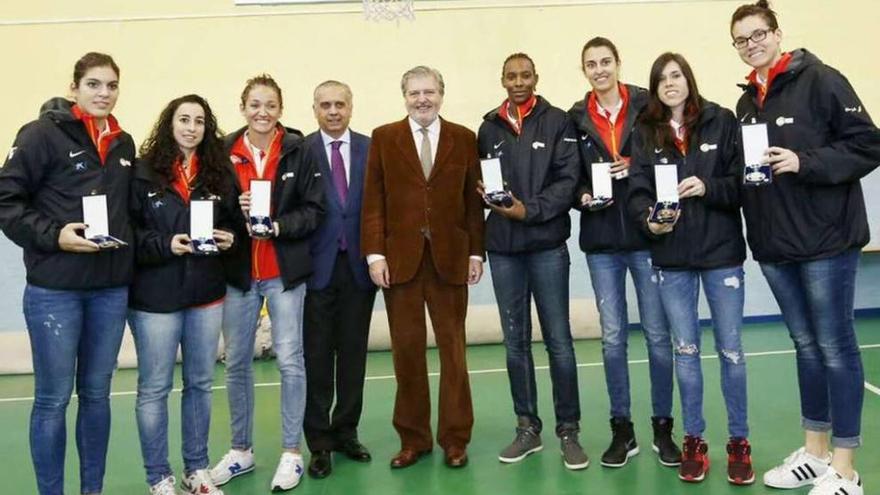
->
[330,140,348,250]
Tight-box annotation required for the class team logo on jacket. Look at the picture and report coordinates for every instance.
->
[775,116,794,127]
[6,147,16,161]
[153,199,164,208]
[700,143,718,152]
[74,162,86,171]
[282,172,295,181]
[660,157,669,164]
[532,141,545,150]
[230,154,249,165]
[119,158,132,167]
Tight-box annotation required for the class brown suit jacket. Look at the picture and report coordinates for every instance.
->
[361,117,485,285]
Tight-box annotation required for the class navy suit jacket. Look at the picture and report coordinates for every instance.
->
[306,130,374,291]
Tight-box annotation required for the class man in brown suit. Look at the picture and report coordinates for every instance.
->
[361,65,485,469]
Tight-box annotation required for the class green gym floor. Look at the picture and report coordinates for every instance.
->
[1,319,878,494]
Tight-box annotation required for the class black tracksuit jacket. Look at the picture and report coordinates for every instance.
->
[568,84,651,254]
[0,97,135,289]
[477,96,580,254]
[222,126,325,291]
[628,100,746,270]
[129,161,242,312]
[736,48,880,263]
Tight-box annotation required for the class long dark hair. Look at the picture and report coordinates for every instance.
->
[639,52,703,152]
[139,94,228,195]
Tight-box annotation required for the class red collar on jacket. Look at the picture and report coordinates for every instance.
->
[499,94,537,135]
[71,104,123,165]
[587,83,630,159]
[746,51,793,108]
[171,154,200,203]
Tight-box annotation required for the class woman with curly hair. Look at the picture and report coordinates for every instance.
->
[129,94,240,495]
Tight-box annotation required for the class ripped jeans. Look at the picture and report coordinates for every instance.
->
[656,265,748,439]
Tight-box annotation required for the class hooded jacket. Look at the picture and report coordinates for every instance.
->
[736,49,880,262]
[628,100,746,270]
[477,96,580,254]
[569,84,651,253]
[222,126,325,291]
[129,159,242,312]
[0,97,135,289]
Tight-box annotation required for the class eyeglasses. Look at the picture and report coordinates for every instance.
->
[732,28,771,49]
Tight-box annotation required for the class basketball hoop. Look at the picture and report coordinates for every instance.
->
[363,0,415,22]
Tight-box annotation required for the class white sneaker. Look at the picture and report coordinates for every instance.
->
[210,448,255,486]
[270,452,304,492]
[808,467,863,495]
[181,469,223,495]
[149,476,179,495]
[763,447,831,489]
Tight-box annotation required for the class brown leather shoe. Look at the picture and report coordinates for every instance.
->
[444,446,468,468]
[390,448,431,469]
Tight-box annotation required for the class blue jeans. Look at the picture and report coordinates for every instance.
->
[759,249,863,448]
[488,245,580,434]
[657,266,748,439]
[129,304,223,486]
[587,251,673,419]
[222,279,306,450]
[23,284,127,495]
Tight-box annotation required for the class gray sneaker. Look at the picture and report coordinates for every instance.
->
[560,432,590,470]
[499,419,543,463]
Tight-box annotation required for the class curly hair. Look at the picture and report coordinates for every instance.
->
[139,94,229,196]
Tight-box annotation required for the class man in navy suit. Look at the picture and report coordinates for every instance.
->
[303,80,377,479]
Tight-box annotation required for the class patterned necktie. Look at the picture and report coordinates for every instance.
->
[330,140,348,250]
[419,127,432,178]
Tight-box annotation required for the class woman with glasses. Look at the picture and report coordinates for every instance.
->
[0,52,135,495]
[628,52,752,486]
[568,37,679,469]
[730,2,880,494]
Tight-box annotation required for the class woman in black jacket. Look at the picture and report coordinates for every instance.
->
[0,52,135,495]
[129,94,238,495]
[628,52,752,486]
[730,3,880,494]
[568,37,678,469]
[477,53,586,470]
[211,74,324,493]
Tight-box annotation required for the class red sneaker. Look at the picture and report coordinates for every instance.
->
[727,437,755,485]
[679,435,710,483]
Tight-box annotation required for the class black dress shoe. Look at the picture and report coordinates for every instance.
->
[336,439,372,462]
[308,450,332,479]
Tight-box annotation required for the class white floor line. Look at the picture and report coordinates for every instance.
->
[1,343,879,405]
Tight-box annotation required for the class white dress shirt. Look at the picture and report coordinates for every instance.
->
[409,116,440,163]
[320,128,351,185]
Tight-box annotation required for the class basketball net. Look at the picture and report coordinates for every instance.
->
[362,0,415,22]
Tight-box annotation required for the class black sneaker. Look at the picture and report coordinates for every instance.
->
[601,417,639,468]
[652,416,682,467]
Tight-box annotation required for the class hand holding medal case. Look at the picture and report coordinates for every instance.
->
[649,164,680,224]
[83,194,127,249]
[248,179,273,238]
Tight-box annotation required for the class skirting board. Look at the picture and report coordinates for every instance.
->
[0,298,602,375]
